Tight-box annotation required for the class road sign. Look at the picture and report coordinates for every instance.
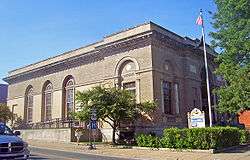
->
[90,108,97,121]
[91,114,97,121]
[90,120,97,129]
[91,108,96,113]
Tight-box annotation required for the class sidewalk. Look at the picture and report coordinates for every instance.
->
[28,140,250,160]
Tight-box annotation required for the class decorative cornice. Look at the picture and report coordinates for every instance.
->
[151,30,216,60]
[4,30,216,84]
[4,32,153,84]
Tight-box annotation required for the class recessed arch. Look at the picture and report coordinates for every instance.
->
[41,80,53,122]
[114,57,139,76]
[62,75,75,119]
[114,57,140,102]
[24,85,33,123]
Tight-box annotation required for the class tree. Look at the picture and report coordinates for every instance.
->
[74,86,156,144]
[0,103,13,123]
[210,0,250,113]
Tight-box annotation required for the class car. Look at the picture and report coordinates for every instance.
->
[0,122,30,159]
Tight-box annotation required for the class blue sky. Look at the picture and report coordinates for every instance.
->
[0,0,217,84]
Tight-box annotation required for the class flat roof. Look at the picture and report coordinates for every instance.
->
[7,21,209,77]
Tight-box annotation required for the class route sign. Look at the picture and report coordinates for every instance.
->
[91,114,97,121]
[90,121,97,129]
[90,108,97,121]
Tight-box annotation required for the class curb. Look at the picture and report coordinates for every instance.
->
[116,146,215,154]
[110,144,249,154]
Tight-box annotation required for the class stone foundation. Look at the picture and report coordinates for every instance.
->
[20,128,102,143]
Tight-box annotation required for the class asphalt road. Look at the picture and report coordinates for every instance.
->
[29,147,134,160]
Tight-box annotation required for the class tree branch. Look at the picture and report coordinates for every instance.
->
[101,118,114,129]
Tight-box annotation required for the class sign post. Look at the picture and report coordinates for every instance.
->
[88,108,97,150]
[188,108,205,128]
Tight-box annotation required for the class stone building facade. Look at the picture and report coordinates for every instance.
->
[3,22,221,141]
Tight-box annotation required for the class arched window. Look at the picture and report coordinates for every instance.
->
[117,59,138,99]
[25,86,33,123]
[65,79,74,118]
[62,76,75,119]
[42,82,53,121]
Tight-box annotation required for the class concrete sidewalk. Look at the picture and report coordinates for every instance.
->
[27,140,250,160]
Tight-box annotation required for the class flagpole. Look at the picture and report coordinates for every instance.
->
[200,9,213,127]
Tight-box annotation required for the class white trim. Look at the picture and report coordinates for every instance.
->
[136,79,140,103]
[174,83,180,114]
[161,80,164,113]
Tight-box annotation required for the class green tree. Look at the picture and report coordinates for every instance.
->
[0,103,13,123]
[74,86,156,144]
[210,0,250,113]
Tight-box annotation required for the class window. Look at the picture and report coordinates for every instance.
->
[25,87,33,123]
[117,59,139,102]
[65,79,74,118]
[162,81,172,114]
[44,83,53,121]
[123,82,136,96]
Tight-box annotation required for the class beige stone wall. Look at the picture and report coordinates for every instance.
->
[7,97,24,119]
[20,128,72,142]
[33,94,42,122]
[7,45,153,123]
[52,90,62,119]
[148,43,217,133]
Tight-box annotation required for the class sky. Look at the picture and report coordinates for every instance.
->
[0,0,217,84]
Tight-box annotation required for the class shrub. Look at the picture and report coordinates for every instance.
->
[239,129,249,144]
[136,134,161,148]
[136,127,247,150]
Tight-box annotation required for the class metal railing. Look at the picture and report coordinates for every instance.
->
[13,118,85,130]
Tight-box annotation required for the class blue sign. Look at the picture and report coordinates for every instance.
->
[90,121,97,129]
[191,118,204,123]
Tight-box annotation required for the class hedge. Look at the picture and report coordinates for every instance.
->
[136,127,248,150]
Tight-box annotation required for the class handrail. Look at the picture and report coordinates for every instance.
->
[13,118,84,130]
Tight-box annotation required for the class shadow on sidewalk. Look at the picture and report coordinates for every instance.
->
[220,144,250,153]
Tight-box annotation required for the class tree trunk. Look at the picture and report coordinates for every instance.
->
[112,125,117,145]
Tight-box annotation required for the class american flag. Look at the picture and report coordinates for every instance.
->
[196,15,203,25]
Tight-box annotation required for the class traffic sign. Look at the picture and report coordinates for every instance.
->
[90,121,97,129]
[91,114,97,121]
[90,108,97,121]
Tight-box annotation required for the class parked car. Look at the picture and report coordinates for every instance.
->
[0,122,30,159]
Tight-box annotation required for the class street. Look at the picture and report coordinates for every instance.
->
[29,147,135,160]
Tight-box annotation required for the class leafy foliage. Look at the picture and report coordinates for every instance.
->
[0,104,13,123]
[74,86,156,144]
[136,133,161,148]
[136,127,248,149]
[12,116,27,129]
[210,0,250,113]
